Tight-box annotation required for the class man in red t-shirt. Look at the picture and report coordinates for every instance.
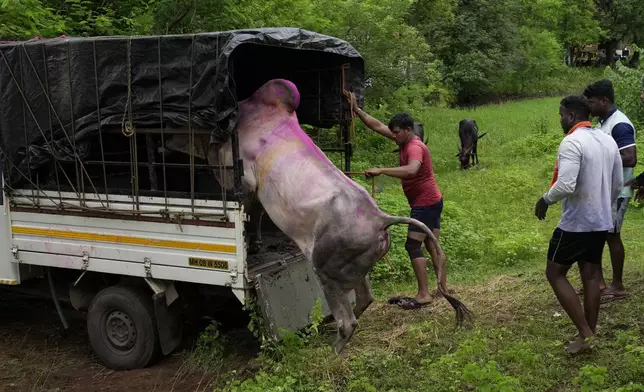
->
[346,93,446,310]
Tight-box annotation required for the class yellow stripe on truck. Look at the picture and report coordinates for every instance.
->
[0,279,18,285]
[11,226,237,254]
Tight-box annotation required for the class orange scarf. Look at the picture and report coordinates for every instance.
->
[550,121,592,188]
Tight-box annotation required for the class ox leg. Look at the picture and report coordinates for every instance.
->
[320,279,357,354]
[353,277,374,319]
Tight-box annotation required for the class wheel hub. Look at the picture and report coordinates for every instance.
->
[105,311,136,351]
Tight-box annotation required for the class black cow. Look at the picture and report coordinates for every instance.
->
[457,119,487,169]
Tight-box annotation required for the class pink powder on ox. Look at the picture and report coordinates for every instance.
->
[244,79,379,212]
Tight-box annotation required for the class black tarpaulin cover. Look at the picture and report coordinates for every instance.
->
[0,28,365,187]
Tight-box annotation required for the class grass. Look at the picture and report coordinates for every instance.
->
[211,96,644,391]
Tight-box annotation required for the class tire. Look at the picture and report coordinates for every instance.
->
[87,285,161,370]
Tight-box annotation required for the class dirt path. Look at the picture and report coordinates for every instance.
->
[0,289,255,392]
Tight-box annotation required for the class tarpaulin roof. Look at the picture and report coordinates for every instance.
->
[0,27,365,187]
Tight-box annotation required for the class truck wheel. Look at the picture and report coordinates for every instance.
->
[87,285,160,370]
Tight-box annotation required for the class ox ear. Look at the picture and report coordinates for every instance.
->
[253,79,301,113]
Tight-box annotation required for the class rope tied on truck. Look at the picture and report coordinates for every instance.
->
[0,31,363,225]
[121,37,135,138]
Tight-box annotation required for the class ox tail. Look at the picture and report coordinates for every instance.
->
[383,215,474,327]
[477,132,488,140]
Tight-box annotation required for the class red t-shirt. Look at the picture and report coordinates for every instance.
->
[399,136,442,207]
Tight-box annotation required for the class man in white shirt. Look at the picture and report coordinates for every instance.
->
[534,95,623,355]
[583,79,637,303]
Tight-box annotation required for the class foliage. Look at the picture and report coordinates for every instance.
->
[0,0,65,39]
[185,321,228,371]
[594,0,644,44]
[573,365,608,391]
[605,55,644,127]
[518,0,603,49]
[2,0,621,106]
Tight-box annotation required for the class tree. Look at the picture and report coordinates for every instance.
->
[594,0,644,66]
[416,0,521,104]
[517,0,602,65]
[314,0,439,103]
[0,0,65,40]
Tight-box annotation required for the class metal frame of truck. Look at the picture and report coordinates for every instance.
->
[0,29,364,370]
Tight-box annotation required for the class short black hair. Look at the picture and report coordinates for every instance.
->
[560,95,591,120]
[388,112,415,131]
[583,79,615,103]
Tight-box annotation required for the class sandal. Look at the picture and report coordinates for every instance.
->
[388,297,432,310]
[600,291,628,304]
[387,296,415,305]
[576,287,607,296]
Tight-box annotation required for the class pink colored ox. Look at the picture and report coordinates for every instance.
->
[202,79,471,353]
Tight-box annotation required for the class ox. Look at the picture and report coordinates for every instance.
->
[172,79,472,353]
[457,119,487,169]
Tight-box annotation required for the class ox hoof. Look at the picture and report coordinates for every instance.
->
[334,338,350,355]
[333,323,358,354]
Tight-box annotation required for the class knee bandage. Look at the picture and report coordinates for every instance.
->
[405,237,424,260]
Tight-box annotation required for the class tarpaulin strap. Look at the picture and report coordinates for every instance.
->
[350,111,357,147]
[1,46,105,207]
[121,37,135,138]
[340,66,357,147]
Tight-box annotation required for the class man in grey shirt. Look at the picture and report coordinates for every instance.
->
[534,96,623,355]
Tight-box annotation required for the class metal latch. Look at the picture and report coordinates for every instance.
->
[10,245,18,260]
[144,257,152,278]
[229,266,238,283]
[81,252,90,270]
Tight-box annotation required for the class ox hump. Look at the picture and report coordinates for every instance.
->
[251,79,301,113]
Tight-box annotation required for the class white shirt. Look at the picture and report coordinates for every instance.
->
[598,108,636,199]
[543,126,623,232]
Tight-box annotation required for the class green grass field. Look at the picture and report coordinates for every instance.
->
[215,97,644,391]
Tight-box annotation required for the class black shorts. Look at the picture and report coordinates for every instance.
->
[408,198,443,233]
[547,228,608,265]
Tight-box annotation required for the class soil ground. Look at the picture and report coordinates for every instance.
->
[0,287,255,392]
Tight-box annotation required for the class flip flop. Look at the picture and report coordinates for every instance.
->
[396,298,432,310]
[387,296,415,305]
[576,287,606,296]
[600,291,628,304]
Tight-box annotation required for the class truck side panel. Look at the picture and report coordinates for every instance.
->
[0,193,19,285]
[9,209,249,298]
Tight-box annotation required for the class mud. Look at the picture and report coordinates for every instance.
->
[0,287,257,392]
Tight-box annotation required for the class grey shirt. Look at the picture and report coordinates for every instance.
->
[543,126,623,232]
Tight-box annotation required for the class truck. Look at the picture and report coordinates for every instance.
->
[0,28,365,370]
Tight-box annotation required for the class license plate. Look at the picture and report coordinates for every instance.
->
[188,257,229,270]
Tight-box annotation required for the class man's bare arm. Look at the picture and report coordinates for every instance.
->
[366,161,421,180]
[620,146,637,167]
[355,108,396,140]
[345,92,395,140]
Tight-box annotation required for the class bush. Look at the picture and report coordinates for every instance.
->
[605,54,644,127]
[495,27,565,97]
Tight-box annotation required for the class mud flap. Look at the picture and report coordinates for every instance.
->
[253,257,356,340]
[153,292,182,355]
